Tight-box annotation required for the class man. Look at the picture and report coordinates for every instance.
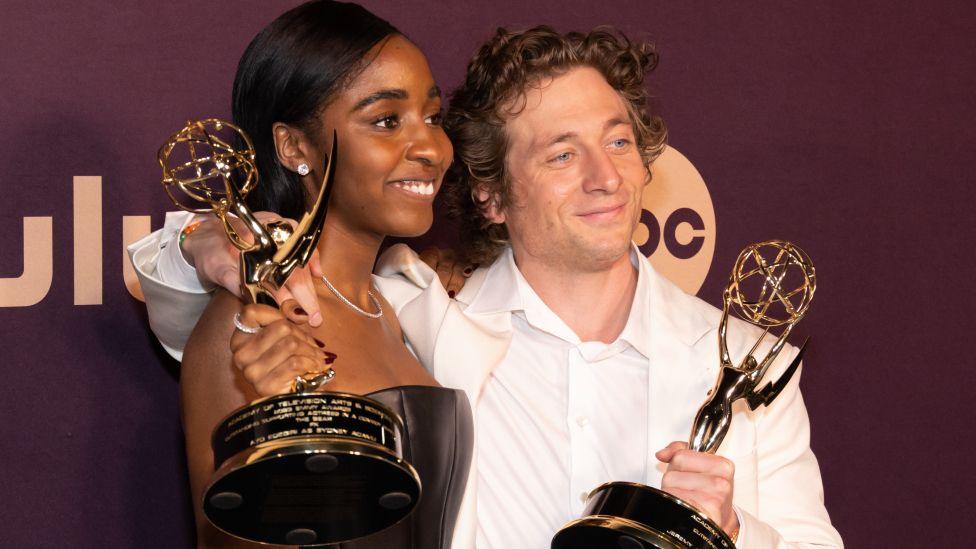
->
[130,26,841,549]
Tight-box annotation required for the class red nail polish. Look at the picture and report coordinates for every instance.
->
[324,356,336,365]
[448,290,456,298]
[324,351,337,360]
[462,267,473,276]
[314,338,326,348]
[294,307,307,316]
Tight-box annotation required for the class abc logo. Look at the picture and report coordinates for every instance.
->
[632,147,715,295]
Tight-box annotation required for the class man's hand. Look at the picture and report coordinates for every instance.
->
[656,441,739,537]
[181,213,324,326]
[417,247,476,298]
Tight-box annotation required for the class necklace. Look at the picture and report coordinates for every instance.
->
[320,274,383,319]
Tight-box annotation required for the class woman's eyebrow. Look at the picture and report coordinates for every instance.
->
[351,89,407,112]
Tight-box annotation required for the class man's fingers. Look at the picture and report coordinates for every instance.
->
[212,264,243,297]
[662,470,733,495]
[282,270,323,327]
[308,249,324,278]
[665,449,735,478]
[418,247,440,270]
[655,440,689,463]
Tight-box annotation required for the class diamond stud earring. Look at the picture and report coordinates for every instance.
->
[297,163,310,176]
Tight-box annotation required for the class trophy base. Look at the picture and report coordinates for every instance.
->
[205,392,420,546]
[552,483,734,549]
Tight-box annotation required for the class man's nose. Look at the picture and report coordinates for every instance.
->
[581,149,622,193]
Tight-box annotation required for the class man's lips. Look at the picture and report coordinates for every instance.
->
[577,203,627,220]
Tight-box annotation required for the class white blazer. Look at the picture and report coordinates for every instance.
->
[374,245,843,549]
[127,228,842,548]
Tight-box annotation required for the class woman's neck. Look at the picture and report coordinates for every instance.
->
[315,218,384,306]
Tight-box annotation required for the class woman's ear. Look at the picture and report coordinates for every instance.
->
[271,122,311,174]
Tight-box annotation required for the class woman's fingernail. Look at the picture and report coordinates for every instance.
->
[448,290,456,299]
[462,267,473,276]
[324,351,337,360]
[324,356,336,365]
[294,307,307,316]
[314,338,326,348]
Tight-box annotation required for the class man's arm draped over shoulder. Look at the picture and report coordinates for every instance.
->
[126,211,212,360]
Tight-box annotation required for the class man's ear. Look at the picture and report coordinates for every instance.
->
[271,122,312,173]
[476,185,506,224]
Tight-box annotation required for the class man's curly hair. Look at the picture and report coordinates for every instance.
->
[442,25,668,264]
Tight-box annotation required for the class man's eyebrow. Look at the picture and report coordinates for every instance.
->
[605,117,630,130]
[351,89,408,112]
[545,131,578,147]
[541,118,632,148]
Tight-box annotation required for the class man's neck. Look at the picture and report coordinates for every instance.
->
[513,249,638,344]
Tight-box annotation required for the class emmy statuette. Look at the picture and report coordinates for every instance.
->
[552,241,817,549]
[158,119,421,546]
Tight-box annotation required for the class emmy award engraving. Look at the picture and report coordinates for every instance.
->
[159,119,421,546]
[552,241,817,549]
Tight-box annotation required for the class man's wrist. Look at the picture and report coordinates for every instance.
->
[178,220,204,268]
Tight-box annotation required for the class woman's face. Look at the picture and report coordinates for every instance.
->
[304,35,452,240]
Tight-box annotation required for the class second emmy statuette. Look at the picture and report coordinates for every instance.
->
[552,241,817,549]
[159,119,421,546]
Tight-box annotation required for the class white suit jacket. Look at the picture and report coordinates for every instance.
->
[373,245,842,549]
[127,227,842,548]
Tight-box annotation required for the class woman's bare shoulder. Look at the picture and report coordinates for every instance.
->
[183,289,243,365]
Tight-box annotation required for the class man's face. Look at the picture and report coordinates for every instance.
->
[491,67,649,273]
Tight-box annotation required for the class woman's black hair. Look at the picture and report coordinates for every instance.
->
[232,0,398,220]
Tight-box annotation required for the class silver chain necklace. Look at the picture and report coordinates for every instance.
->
[320,274,383,319]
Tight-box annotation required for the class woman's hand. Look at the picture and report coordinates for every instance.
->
[182,213,325,327]
[228,300,336,397]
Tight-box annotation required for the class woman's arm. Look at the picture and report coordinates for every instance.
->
[180,292,330,548]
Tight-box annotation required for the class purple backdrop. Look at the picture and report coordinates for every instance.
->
[1,1,973,547]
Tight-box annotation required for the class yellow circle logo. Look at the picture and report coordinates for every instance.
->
[632,146,716,295]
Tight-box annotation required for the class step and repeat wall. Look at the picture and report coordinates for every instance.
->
[1,1,972,546]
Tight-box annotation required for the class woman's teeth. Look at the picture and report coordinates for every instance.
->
[393,181,434,196]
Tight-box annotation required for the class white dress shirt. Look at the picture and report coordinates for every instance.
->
[475,250,653,549]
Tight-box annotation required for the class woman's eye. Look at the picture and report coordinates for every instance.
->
[373,114,400,129]
[425,110,444,126]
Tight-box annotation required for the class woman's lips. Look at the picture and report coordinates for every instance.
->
[390,179,435,197]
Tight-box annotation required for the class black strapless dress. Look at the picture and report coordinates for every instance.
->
[331,386,473,549]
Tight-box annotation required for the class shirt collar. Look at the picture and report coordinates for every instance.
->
[462,245,654,358]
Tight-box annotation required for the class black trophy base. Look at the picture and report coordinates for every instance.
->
[204,438,420,546]
[552,482,734,549]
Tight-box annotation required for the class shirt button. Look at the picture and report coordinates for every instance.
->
[579,491,589,503]
[575,416,589,428]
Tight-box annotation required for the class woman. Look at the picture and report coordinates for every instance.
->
[179,2,472,547]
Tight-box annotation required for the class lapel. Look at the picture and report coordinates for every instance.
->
[375,245,516,549]
[639,255,722,487]
[438,259,517,549]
